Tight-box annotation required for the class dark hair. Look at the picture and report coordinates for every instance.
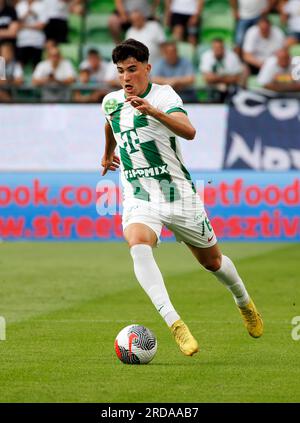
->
[160,40,177,49]
[259,15,270,24]
[212,38,224,44]
[112,38,149,64]
[88,48,100,57]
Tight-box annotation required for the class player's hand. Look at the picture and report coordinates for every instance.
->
[125,96,157,117]
[101,154,120,176]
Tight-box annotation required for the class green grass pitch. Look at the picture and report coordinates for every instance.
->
[0,242,299,402]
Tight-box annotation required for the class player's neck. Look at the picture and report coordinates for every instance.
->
[124,82,152,98]
[139,82,152,98]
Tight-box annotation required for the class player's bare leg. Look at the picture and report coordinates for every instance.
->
[185,243,263,338]
[125,223,199,356]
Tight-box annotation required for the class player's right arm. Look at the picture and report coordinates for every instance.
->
[101,122,120,176]
[126,96,196,140]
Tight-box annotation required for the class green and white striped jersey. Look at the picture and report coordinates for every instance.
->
[101,83,196,203]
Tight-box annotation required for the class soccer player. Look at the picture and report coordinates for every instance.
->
[101,39,263,356]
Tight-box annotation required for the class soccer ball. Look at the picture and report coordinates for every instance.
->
[114,324,157,364]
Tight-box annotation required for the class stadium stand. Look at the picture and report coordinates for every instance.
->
[0,0,299,103]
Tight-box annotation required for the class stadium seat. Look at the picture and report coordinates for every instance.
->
[60,43,80,67]
[195,73,205,89]
[23,64,34,83]
[195,44,210,67]
[201,1,234,43]
[83,42,115,61]
[177,42,195,62]
[68,13,82,42]
[88,0,115,14]
[269,13,285,30]
[202,11,234,33]
[290,44,300,57]
[85,13,111,42]
[248,75,261,91]
[194,72,211,102]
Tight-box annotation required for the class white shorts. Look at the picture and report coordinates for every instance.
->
[122,195,217,248]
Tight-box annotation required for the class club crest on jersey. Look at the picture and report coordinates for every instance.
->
[104,98,118,114]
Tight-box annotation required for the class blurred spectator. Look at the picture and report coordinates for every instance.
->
[0,42,23,101]
[73,67,110,103]
[0,0,18,47]
[44,38,57,55]
[242,16,285,74]
[125,10,165,65]
[44,0,70,43]
[108,0,160,44]
[75,49,112,102]
[16,0,47,68]
[104,60,121,88]
[69,0,85,16]
[230,0,276,54]
[151,41,197,102]
[164,0,204,46]
[79,49,108,83]
[257,47,300,91]
[32,45,76,101]
[200,38,248,102]
[280,0,300,47]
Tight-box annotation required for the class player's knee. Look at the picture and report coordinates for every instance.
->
[127,239,153,248]
[202,256,222,272]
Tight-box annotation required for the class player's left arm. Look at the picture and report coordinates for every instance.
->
[101,122,120,176]
[125,96,196,140]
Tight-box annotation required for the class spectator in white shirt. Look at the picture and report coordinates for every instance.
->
[74,48,112,103]
[200,38,248,101]
[44,0,69,43]
[164,0,204,46]
[103,60,121,88]
[79,49,108,83]
[257,47,300,91]
[280,0,300,46]
[0,42,23,101]
[125,10,165,65]
[152,41,197,102]
[242,16,285,74]
[32,45,76,101]
[16,0,47,67]
[73,66,110,103]
[230,0,276,54]
[108,0,160,44]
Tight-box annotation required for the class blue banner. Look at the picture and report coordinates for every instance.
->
[224,91,300,170]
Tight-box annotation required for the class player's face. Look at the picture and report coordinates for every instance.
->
[116,57,151,97]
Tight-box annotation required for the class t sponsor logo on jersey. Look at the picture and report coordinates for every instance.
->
[104,98,118,114]
[224,90,300,170]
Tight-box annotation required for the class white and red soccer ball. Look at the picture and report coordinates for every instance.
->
[114,324,157,364]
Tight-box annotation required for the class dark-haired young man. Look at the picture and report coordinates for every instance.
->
[101,39,263,357]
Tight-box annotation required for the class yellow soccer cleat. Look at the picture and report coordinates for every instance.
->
[170,319,199,356]
[238,299,263,338]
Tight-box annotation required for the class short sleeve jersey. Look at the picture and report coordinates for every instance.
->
[101,83,196,204]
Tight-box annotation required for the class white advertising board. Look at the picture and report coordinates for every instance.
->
[0,104,227,171]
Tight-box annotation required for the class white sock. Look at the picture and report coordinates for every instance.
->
[130,244,180,327]
[212,255,250,307]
